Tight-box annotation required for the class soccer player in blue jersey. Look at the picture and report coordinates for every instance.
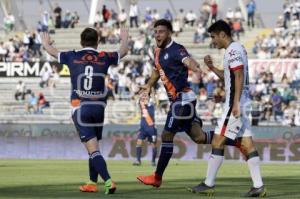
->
[133,93,157,167]
[137,19,217,187]
[40,27,129,194]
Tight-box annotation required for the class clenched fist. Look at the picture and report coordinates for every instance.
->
[204,55,214,69]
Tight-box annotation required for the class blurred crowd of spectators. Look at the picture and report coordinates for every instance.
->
[253,0,300,59]
[0,0,259,62]
[0,0,250,62]
[0,2,80,62]
[14,65,59,114]
[104,57,300,126]
[3,0,300,125]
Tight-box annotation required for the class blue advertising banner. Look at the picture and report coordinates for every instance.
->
[0,124,299,163]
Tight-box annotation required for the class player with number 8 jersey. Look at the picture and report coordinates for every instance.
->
[40,27,129,195]
[59,49,119,108]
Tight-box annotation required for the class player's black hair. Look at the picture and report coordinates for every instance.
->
[154,19,173,32]
[80,27,98,47]
[208,20,232,37]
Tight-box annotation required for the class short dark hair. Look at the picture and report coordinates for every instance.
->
[208,20,232,37]
[80,28,98,47]
[154,19,173,32]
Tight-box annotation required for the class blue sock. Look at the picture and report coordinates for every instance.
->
[136,145,142,162]
[155,141,173,177]
[90,151,110,182]
[89,158,98,183]
[152,147,157,163]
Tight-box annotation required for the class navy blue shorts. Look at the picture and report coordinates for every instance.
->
[72,103,105,142]
[164,100,202,134]
[137,126,157,143]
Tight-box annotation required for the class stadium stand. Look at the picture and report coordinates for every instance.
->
[252,1,300,59]
[0,0,299,127]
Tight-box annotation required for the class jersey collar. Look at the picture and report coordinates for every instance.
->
[225,41,235,50]
[77,47,98,52]
[165,39,174,49]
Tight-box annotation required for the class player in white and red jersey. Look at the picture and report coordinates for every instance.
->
[187,20,266,197]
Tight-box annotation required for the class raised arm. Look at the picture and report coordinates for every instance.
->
[40,32,59,59]
[119,27,129,58]
[204,55,224,81]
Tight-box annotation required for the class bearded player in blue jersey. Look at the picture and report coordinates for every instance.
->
[137,19,216,187]
[136,19,241,188]
[41,27,129,194]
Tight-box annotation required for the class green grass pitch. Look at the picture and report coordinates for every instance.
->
[0,160,299,199]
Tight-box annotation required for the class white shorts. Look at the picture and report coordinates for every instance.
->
[214,106,252,140]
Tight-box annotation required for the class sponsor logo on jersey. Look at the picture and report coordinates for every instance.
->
[228,56,242,64]
[179,48,188,57]
[164,53,169,60]
[74,89,104,97]
[229,49,236,57]
[73,53,105,65]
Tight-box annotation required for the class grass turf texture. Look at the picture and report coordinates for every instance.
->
[0,160,299,199]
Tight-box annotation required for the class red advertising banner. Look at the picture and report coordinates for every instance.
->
[249,59,299,83]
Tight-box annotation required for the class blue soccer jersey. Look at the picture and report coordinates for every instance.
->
[58,48,119,106]
[154,40,202,134]
[58,47,119,142]
[154,40,191,101]
[139,100,155,129]
[138,99,157,143]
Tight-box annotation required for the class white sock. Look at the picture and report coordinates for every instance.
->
[204,154,224,187]
[247,156,263,188]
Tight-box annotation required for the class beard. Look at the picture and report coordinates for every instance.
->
[157,38,171,48]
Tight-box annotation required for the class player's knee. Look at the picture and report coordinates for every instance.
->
[136,139,143,145]
[161,131,175,142]
[240,144,256,156]
[193,135,204,144]
[239,138,256,155]
[84,137,99,154]
[211,136,226,148]
[150,142,157,148]
[151,135,157,144]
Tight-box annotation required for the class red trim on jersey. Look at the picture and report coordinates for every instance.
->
[230,65,244,71]
[220,106,233,136]
[154,48,177,100]
[220,125,227,136]
[99,51,106,57]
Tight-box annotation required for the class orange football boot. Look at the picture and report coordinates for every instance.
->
[137,173,162,188]
[79,182,98,192]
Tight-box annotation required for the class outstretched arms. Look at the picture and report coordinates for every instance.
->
[41,27,129,61]
[40,32,59,59]
[119,27,129,58]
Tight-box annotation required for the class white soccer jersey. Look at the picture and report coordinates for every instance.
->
[223,42,250,108]
[214,42,252,140]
